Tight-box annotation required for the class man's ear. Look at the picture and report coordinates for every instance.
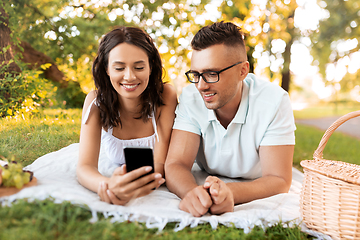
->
[239,61,250,80]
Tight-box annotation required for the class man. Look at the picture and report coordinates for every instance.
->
[164,21,296,217]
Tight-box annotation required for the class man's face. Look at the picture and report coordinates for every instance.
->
[190,44,247,112]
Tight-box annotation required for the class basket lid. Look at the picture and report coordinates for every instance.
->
[300,159,360,185]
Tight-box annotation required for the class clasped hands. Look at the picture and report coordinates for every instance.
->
[179,176,234,217]
[97,164,165,205]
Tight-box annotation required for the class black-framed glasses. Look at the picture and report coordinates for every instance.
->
[185,61,243,83]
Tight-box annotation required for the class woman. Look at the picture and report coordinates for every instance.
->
[76,26,177,205]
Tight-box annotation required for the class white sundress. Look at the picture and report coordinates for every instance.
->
[82,98,159,165]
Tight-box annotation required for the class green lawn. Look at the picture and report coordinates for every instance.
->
[0,109,81,166]
[293,101,360,119]
[1,107,360,239]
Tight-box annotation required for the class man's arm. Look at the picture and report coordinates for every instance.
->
[205,144,294,214]
[229,145,294,204]
[165,129,213,217]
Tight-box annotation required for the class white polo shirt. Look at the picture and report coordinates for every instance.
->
[173,73,296,179]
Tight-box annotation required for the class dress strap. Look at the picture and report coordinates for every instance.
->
[81,98,97,125]
[151,111,159,142]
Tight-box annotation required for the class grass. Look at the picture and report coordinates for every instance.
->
[293,124,360,170]
[0,109,81,166]
[0,199,308,240]
[1,106,360,239]
[293,101,360,119]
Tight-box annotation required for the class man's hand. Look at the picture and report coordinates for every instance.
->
[203,176,234,215]
[179,185,213,217]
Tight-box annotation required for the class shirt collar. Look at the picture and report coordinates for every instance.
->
[207,80,249,125]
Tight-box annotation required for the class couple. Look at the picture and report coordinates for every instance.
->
[77,21,296,217]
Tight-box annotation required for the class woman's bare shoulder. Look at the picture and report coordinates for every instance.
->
[82,90,98,115]
[83,90,97,106]
[156,83,177,121]
[162,83,177,104]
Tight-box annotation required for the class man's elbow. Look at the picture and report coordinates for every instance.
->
[263,174,292,194]
[277,176,292,193]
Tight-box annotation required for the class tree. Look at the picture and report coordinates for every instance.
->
[6,0,212,96]
[0,0,87,114]
[220,0,300,92]
[0,3,21,78]
[310,0,360,98]
[311,0,360,75]
[13,41,67,86]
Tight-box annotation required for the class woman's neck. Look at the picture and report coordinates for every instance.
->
[118,96,143,119]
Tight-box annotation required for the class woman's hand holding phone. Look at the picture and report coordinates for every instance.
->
[98,164,165,205]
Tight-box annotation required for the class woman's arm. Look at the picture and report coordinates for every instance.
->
[153,83,178,177]
[77,91,168,204]
[76,91,108,193]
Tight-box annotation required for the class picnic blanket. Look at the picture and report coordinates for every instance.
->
[0,143,330,238]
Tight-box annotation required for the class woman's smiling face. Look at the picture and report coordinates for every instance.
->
[107,42,151,100]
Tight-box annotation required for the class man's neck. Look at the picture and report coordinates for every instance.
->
[215,83,243,129]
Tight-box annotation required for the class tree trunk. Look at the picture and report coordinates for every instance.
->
[281,14,295,93]
[0,6,21,78]
[14,41,68,87]
[281,40,291,92]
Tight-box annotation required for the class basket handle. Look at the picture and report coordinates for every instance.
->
[313,110,360,160]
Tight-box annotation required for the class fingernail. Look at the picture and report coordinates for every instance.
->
[106,189,111,196]
[204,182,210,187]
[154,173,162,179]
[145,166,152,172]
[159,178,165,185]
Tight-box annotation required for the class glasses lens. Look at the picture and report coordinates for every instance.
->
[187,72,198,83]
[203,72,218,83]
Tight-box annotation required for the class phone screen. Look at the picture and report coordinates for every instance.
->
[123,147,154,176]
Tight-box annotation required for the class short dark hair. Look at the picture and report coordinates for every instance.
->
[92,26,164,129]
[191,21,246,52]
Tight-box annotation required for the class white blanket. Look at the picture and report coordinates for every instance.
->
[0,143,330,238]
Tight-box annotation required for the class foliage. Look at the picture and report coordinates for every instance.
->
[6,0,213,96]
[310,0,360,102]
[220,0,299,91]
[2,0,359,102]
[56,80,87,108]
[311,0,360,77]
[0,59,56,117]
[1,0,86,115]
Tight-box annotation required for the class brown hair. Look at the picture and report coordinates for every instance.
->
[191,21,246,54]
[92,26,164,129]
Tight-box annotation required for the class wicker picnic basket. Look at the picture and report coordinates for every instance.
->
[300,110,360,240]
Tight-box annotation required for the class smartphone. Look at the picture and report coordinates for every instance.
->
[124,147,154,178]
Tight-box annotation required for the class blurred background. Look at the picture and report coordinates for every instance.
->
[1,0,360,117]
